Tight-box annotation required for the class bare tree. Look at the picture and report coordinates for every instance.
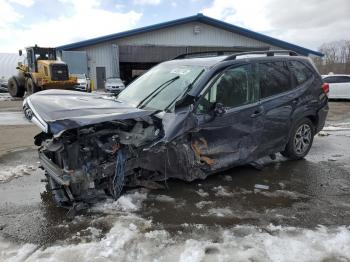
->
[314,40,350,74]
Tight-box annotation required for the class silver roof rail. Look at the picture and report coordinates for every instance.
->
[223,50,299,61]
[173,50,233,60]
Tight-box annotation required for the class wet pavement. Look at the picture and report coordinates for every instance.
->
[0,112,31,125]
[0,100,350,261]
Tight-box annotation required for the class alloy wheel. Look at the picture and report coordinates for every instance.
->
[293,124,312,155]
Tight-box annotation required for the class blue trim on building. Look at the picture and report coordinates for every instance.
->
[57,13,323,57]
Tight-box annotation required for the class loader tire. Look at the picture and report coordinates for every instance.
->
[8,77,25,98]
[26,78,41,95]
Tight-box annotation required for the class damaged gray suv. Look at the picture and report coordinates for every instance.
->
[23,50,329,212]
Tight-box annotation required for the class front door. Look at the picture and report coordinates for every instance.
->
[96,67,106,90]
[193,64,262,173]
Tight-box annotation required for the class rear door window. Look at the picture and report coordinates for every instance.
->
[258,61,292,98]
[289,61,313,86]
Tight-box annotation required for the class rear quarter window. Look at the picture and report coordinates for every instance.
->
[289,61,313,86]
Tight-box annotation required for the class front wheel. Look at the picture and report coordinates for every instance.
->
[8,77,25,97]
[26,78,41,95]
[281,118,315,160]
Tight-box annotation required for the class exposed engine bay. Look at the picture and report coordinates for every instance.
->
[34,113,214,213]
[36,117,160,208]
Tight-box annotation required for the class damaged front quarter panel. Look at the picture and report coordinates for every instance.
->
[32,100,212,212]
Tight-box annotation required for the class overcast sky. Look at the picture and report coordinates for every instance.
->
[0,0,349,53]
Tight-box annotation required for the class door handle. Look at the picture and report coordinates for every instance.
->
[250,108,264,118]
[292,98,299,104]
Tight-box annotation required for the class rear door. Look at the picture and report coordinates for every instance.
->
[257,60,297,154]
[193,63,262,171]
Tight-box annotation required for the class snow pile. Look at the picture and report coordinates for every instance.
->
[207,208,234,217]
[195,201,213,209]
[258,190,308,200]
[323,125,350,131]
[195,189,209,197]
[212,186,234,197]
[92,189,148,214]
[154,195,176,203]
[1,224,350,262]
[0,164,36,183]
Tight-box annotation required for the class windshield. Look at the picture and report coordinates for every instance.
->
[117,63,205,111]
[107,78,122,84]
[74,74,86,79]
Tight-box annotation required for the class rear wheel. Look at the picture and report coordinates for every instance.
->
[8,77,25,97]
[281,118,315,160]
[26,78,41,95]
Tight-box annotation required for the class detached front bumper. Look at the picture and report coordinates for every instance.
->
[39,151,70,186]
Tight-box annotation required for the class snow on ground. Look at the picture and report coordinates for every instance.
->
[257,190,309,200]
[91,189,149,214]
[323,125,350,131]
[212,186,234,197]
[0,164,37,183]
[1,222,350,262]
[154,194,176,203]
[1,189,350,261]
[195,189,209,197]
[0,93,17,102]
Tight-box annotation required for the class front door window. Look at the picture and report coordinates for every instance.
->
[197,64,256,113]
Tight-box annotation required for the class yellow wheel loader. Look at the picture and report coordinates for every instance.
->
[8,45,77,97]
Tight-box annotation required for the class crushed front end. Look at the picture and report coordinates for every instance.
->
[35,117,164,210]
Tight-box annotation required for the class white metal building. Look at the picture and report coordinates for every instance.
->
[0,53,24,82]
[57,13,322,89]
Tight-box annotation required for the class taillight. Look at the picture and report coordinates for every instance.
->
[322,83,329,95]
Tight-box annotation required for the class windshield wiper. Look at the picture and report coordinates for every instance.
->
[137,75,180,109]
[164,83,193,112]
[164,69,205,112]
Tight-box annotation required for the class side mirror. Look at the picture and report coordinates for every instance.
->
[213,102,226,116]
[19,49,22,56]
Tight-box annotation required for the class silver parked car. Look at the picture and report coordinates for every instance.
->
[322,74,350,100]
[105,78,125,93]
[73,74,91,92]
[0,76,8,92]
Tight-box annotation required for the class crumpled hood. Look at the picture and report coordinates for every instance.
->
[23,90,156,136]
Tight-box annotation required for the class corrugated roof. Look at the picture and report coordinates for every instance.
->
[0,53,24,80]
[57,13,323,57]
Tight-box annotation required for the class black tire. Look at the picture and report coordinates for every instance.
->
[281,118,315,160]
[26,78,41,95]
[8,77,25,97]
